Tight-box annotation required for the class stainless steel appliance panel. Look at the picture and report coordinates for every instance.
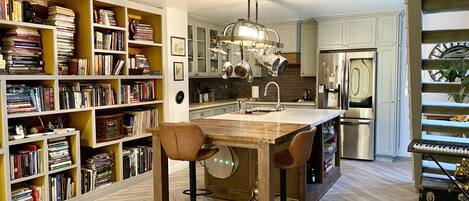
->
[340,118,375,160]
[318,52,346,109]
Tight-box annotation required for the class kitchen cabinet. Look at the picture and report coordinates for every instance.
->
[189,104,237,120]
[318,17,376,50]
[377,15,400,46]
[375,46,399,157]
[300,20,318,77]
[266,21,301,53]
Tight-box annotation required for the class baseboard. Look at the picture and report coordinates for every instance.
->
[375,155,397,162]
[169,160,188,175]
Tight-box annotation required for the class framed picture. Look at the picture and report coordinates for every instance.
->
[173,62,184,81]
[171,36,186,56]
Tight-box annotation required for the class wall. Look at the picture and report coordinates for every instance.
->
[189,65,316,102]
[164,7,190,174]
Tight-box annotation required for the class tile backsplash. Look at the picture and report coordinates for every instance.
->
[189,66,316,102]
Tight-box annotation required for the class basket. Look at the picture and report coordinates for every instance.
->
[96,114,125,142]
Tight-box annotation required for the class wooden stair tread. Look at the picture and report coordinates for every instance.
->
[423,102,469,115]
[423,0,469,14]
[422,59,469,70]
[422,83,467,93]
[422,119,469,134]
[422,29,469,44]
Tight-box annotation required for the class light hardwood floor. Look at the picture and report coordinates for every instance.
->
[97,159,418,201]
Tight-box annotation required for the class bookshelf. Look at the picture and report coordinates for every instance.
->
[0,0,165,201]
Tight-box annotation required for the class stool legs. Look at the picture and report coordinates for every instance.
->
[189,161,197,201]
[280,169,286,201]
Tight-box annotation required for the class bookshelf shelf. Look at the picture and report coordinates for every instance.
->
[48,164,77,175]
[93,23,127,31]
[128,40,162,47]
[0,20,55,30]
[94,49,128,55]
[8,131,79,146]
[1,1,165,201]
[10,173,45,184]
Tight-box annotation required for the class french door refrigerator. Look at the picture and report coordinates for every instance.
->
[317,50,376,161]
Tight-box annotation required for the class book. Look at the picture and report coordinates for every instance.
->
[47,6,76,75]
[81,152,114,193]
[123,145,152,179]
[9,144,42,180]
[2,28,45,75]
[95,30,124,51]
[59,82,116,109]
[121,81,155,104]
[6,84,54,114]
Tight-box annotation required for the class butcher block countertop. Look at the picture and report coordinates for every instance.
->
[191,109,344,144]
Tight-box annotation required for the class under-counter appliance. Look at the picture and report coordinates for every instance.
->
[317,50,376,161]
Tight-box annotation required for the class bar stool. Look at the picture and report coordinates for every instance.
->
[274,127,317,201]
[159,123,219,201]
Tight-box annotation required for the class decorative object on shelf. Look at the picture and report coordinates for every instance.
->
[11,124,26,140]
[176,91,184,104]
[96,113,125,142]
[455,158,469,183]
[171,36,186,56]
[173,62,184,81]
[22,1,45,24]
[215,0,287,82]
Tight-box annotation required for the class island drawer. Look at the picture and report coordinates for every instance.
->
[190,109,214,119]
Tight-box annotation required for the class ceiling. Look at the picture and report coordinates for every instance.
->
[131,0,404,23]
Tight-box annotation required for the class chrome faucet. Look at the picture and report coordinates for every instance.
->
[264,81,283,111]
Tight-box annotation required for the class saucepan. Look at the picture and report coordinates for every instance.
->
[221,61,233,79]
[276,54,288,73]
[234,60,252,79]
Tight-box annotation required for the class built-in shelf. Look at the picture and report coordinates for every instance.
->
[10,173,46,184]
[128,40,162,47]
[8,131,79,146]
[1,75,56,80]
[58,75,163,80]
[94,49,127,55]
[93,23,127,31]
[48,164,78,175]
[0,19,55,30]
[93,133,153,148]
[93,100,163,110]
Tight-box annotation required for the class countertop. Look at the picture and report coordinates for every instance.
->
[189,99,316,111]
[207,108,344,127]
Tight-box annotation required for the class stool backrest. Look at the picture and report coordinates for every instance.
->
[158,123,205,161]
[289,127,317,168]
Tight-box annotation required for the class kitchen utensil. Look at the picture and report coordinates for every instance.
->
[221,61,233,79]
[247,71,254,83]
[235,61,252,79]
[276,54,288,73]
[303,89,312,100]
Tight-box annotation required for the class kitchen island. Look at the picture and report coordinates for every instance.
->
[150,109,343,201]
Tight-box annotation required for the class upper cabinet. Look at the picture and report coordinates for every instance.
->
[300,20,318,77]
[377,15,400,46]
[266,21,301,53]
[318,17,376,50]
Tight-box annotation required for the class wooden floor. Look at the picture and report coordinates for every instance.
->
[97,159,418,201]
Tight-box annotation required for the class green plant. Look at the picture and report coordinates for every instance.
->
[439,56,469,103]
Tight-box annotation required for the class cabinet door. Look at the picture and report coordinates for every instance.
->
[318,20,345,50]
[276,23,299,53]
[188,24,196,76]
[208,27,220,76]
[196,25,209,76]
[346,17,376,48]
[376,46,399,157]
[377,15,399,46]
[300,22,317,77]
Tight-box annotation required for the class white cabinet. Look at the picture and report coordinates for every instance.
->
[318,17,376,50]
[318,20,345,50]
[377,15,399,46]
[300,21,318,77]
[346,17,376,48]
[267,21,301,53]
[375,46,399,157]
[189,104,237,120]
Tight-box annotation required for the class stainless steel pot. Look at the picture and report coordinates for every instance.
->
[234,60,251,79]
[276,55,288,73]
[221,61,233,79]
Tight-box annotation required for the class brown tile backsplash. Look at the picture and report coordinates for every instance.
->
[189,65,316,102]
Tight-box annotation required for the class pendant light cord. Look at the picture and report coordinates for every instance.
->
[248,0,251,21]
[256,0,258,23]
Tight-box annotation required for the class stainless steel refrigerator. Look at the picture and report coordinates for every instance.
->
[317,50,376,161]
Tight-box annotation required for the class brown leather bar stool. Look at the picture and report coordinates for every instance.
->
[159,123,219,201]
[274,127,317,201]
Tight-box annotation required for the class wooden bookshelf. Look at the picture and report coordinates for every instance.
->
[0,0,165,201]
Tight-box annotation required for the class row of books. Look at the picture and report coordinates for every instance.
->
[69,58,88,75]
[7,84,54,114]
[121,81,155,104]
[2,28,45,74]
[59,83,116,109]
[0,54,6,74]
[94,8,117,26]
[123,145,152,180]
[11,184,44,201]
[9,144,43,180]
[81,152,114,194]
[0,0,23,21]
[129,54,150,74]
[94,54,124,75]
[123,109,158,136]
[48,137,72,171]
[47,6,76,75]
[130,21,154,41]
[50,173,76,201]
[95,31,125,51]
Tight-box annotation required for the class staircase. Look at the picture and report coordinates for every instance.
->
[406,0,469,186]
